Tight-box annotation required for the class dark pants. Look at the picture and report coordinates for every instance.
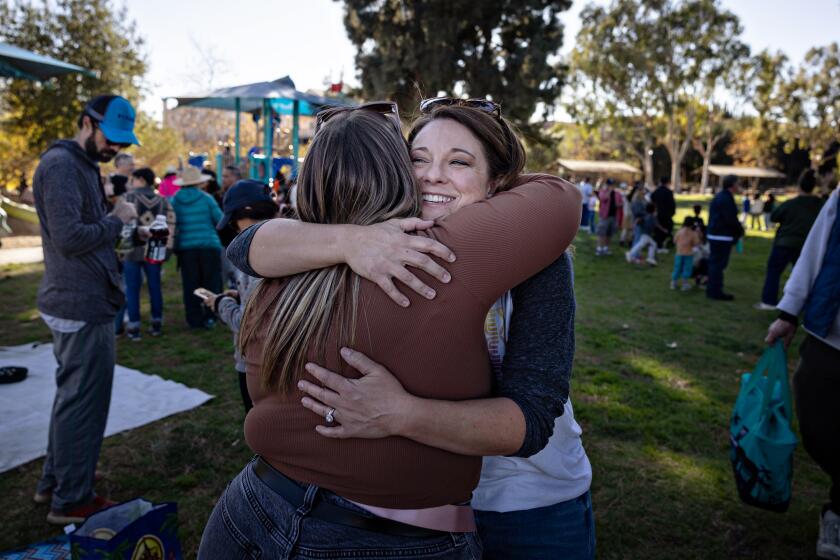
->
[237,369,253,413]
[760,245,801,306]
[706,239,734,297]
[793,335,840,512]
[475,491,595,560]
[654,219,673,248]
[38,321,115,510]
[178,248,222,328]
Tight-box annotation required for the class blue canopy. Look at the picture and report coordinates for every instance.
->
[170,76,348,115]
[0,42,96,81]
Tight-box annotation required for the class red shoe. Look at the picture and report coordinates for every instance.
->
[34,471,105,505]
[46,495,116,525]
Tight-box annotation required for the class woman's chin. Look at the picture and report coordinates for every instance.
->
[421,201,456,221]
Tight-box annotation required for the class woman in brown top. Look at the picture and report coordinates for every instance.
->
[198,105,580,559]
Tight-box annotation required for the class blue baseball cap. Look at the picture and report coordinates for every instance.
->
[217,179,273,230]
[84,95,140,146]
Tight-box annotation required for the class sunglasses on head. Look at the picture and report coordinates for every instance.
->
[419,97,502,118]
[315,101,400,134]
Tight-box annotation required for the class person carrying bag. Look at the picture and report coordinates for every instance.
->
[729,341,798,512]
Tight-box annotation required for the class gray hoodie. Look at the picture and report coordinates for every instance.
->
[34,139,124,323]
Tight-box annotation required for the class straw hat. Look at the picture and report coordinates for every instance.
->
[174,166,212,186]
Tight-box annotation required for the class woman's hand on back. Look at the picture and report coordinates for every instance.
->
[343,218,456,307]
[298,347,416,439]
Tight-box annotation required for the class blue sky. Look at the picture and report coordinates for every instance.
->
[128,0,840,118]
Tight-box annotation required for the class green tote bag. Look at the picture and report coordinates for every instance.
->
[729,341,798,512]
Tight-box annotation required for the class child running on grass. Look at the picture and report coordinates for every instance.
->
[626,202,659,265]
[671,216,701,290]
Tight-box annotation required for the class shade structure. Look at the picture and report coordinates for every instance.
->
[167,76,351,177]
[706,165,785,179]
[558,159,642,175]
[0,42,96,81]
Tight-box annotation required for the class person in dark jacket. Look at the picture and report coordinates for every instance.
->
[705,174,744,300]
[651,177,676,250]
[32,95,140,525]
[755,169,824,310]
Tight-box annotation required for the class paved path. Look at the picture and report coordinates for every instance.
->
[0,246,43,266]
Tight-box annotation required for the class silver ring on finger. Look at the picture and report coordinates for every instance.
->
[325,408,336,424]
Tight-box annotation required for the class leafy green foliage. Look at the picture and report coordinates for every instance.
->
[337,0,571,132]
[0,0,146,180]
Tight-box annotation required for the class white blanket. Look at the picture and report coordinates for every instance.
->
[0,342,213,473]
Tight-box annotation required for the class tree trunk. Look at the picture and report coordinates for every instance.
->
[643,137,654,187]
[700,150,711,193]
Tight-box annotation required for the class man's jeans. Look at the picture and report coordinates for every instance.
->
[124,260,163,328]
[760,245,801,306]
[37,321,115,510]
[198,460,482,559]
[475,491,595,560]
[706,239,734,297]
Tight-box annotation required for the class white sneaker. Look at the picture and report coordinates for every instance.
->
[680,283,693,291]
[753,302,777,311]
[818,509,840,560]
[646,258,658,266]
[625,251,633,263]
[670,281,677,290]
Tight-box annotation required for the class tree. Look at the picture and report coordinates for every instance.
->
[569,0,749,190]
[337,0,571,131]
[784,42,840,182]
[0,0,146,174]
[737,50,790,168]
[692,102,731,192]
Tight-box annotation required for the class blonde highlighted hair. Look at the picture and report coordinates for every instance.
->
[239,109,420,392]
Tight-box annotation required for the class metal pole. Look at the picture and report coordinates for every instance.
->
[292,100,300,177]
[263,98,273,181]
[234,97,241,166]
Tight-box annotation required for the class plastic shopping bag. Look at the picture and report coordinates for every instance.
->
[729,342,798,512]
[68,498,182,559]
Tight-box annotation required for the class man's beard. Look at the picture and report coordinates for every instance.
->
[84,135,117,163]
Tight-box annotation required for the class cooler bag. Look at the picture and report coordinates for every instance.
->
[729,341,798,512]
[68,498,182,559]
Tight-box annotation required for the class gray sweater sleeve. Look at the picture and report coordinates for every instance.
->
[226,221,265,278]
[40,162,122,256]
[499,252,575,458]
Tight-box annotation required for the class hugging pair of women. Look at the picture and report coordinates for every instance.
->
[198,97,594,560]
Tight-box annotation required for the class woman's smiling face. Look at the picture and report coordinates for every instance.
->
[410,119,492,220]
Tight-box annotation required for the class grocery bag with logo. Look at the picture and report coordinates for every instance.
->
[729,341,798,512]
[68,498,182,559]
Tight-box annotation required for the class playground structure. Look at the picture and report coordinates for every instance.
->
[167,76,350,184]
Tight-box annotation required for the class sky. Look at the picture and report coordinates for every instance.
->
[127,0,840,119]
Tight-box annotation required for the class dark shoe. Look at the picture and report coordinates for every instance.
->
[149,321,162,337]
[46,495,115,525]
[707,292,734,301]
[126,328,142,342]
[0,366,27,384]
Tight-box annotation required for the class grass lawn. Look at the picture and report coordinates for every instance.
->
[0,195,828,558]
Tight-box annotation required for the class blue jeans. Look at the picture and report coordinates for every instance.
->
[124,260,163,328]
[672,254,694,281]
[475,491,595,560]
[198,460,482,560]
[706,239,734,297]
[760,244,801,306]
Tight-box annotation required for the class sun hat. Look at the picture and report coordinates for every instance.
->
[174,166,213,187]
[217,179,272,230]
[84,95,140,146]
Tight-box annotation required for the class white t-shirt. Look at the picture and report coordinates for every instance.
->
[579,182,593,206]
[40,312,86,333]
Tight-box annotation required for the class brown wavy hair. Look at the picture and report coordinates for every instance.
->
[239,109,420,392]
[407,105,526,194]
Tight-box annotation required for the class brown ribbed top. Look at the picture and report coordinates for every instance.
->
[243,174,581,508]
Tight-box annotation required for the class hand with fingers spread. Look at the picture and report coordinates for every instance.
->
[343,218,456,307]
[298,347,415,439]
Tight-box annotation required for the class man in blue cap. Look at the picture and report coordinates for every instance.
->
[32,94,141,525]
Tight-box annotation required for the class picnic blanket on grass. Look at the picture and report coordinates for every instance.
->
[0,342,213,473]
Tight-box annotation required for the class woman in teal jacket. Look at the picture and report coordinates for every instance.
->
[171,167,223,328]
